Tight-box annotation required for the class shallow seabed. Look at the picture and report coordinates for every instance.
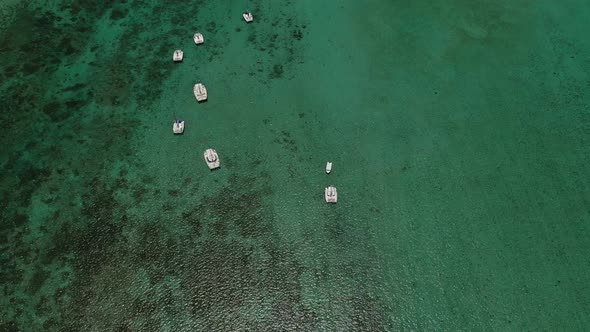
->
[1,0,590,330]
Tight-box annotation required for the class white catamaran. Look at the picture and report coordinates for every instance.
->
[325,186,337,203]
[204,148,220,170]
[243,11,253,23]
[173,119,184,134]
[193,32,204,45]
[173,50,183,62]
[193,83,207,102]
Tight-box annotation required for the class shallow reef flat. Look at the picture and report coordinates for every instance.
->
[1,0,590,330]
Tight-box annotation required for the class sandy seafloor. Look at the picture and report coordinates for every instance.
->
[1,0,590,330]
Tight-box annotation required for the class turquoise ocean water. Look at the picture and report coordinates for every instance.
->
[1,0,590,330]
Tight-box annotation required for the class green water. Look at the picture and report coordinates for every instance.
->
[1,0,590,330]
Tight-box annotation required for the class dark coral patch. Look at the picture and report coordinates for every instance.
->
[22,62,42,75]
[206,21,217,33]
[270,64,284,79]
[13,214,29,226]
[28,267,50,293]
[292,29,303,40]
[0,321,19,332]
[110,8,128,20]
[62,83,86,92]
[273,130,297,153]
[42,102,68,122]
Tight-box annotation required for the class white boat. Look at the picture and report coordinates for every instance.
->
[325,186,337,203]
[326,162,332,174]
[193,32,204,45]
[193,83,207,102]
[173,50,183,62]
[204,148,220,170]
[243,11,253,23]
[173,120,184,134]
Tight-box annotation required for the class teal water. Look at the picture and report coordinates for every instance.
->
[1,0,590,330]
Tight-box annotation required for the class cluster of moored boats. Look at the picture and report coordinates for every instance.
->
[172,31,208,104]
[168,11,337,203]
[170,11,253,171]
[170,31,206,138]
[325,162,337,203]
